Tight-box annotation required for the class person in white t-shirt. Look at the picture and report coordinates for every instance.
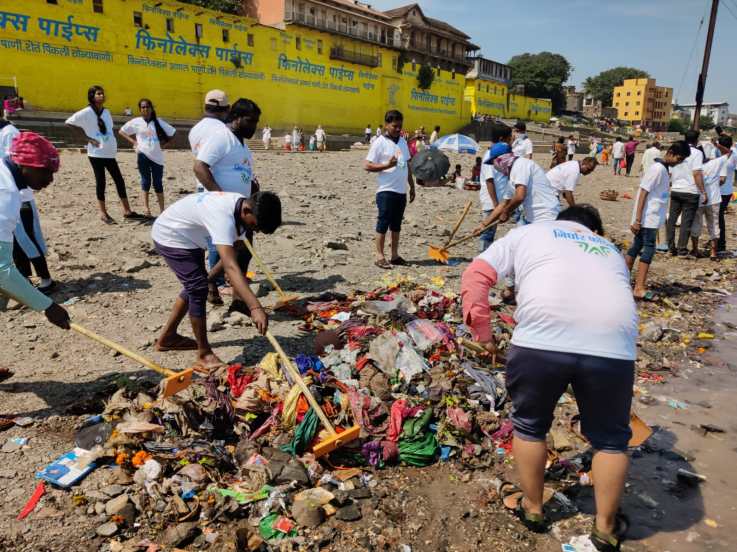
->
[461,205,637,547]
[261,125,272,150]
[626,141,691,299]
[512,121,533,159]
[65,85,143,224]
[284,133,292,151]
[611,137,625,175]
[0,120,19,159]
[429,126,440,145]
[666,130,707,256]
[546,157,597,207]
[566,135,577,161]
[189,89,230,190]
[718,138,736,252]
[364,125,372,144]
[690,140,733,259]
[119,98,176,217]
[315,125,326,152]
[640,142,661,175]
[151,191,281,372]
[365,110,416,269]
[194,98,261,311]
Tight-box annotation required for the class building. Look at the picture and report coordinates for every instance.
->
[728,113,737,128]
[383,3,479,74]
[582,95,617,119]
[676,102,730,126]
[612,78,673,131]
[563,86,583,113]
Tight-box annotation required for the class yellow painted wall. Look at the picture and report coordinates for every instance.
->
[464,78,507,118]
[0,0,547,133]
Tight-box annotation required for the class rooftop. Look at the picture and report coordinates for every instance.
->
[330,0,391,20]
[383,3,471,39]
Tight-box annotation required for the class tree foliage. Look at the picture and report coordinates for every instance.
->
[507,52,572,115]
[668,118,687,133]
[417,64,435,90]
[178,0,244,15]
[699,114,715,130]
[583,67,650,107]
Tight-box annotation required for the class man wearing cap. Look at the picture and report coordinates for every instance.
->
[478,125,514,251]
[189,90,230,185]
[512,122,533,160]
[0,132,70,380]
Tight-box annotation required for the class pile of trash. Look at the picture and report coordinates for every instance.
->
[32,277,529,549]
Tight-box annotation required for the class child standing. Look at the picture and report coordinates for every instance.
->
[119,99,176,217]
[364,110,415,269]
[626,141,691,299]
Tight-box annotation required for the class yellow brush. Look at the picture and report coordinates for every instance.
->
[70,323,193,398]
[265,331,360,457]
[241,239,300,310]
[428,221,499,264]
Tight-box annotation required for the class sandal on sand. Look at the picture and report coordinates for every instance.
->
[192,359,227,375]
[155,335,198,352]
[123,212,146,221]
[390,256,408,266]
[100,214,115,225]
[634,290,657,302]
[589,512,629,551]
[374,259,392,270]
[207,287,224,306]
[500,482,549,534]
[0,368,14,384]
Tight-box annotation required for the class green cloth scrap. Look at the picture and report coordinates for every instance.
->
[280,407,319,456]
[258,512,298,541]
[210,485,272,504]
[398,408,438,466]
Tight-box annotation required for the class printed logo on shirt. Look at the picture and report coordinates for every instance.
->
[552,228,618,256]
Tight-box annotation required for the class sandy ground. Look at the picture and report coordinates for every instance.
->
[1,147,736,551]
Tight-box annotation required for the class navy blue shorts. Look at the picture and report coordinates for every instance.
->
[376,191,407,234]
[138,152,164,193]
[626,227,657,264]
[506,345,634,452]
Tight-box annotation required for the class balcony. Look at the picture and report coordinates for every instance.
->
[289,11,398,48]
[330,46,380,67]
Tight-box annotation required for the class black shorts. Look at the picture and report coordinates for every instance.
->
[375,191,407,234]
[506,345,634,452]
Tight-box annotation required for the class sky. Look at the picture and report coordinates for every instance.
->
[370,0,737,111]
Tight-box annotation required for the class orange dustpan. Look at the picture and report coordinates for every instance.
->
[428,221,499,264]
[241,239,299,310]
[265,331,360,457]
[70,323,193,398]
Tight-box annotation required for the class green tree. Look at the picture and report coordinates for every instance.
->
[583,67,650,107]
[417,64,435,90]
[507,52,572,115]
[699,114,715,130]
[668,118,687,133]
[178,0,243,14]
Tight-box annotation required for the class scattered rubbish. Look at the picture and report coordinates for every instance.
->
[16,482,45,520]
[705,518,719,528]
[36,448,97,488]
[2,436,29,452]
[562,535,598,552]
[677,468,707,485]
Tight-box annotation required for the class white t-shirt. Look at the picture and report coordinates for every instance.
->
[366,135,410,194]
[479,149,511,211]
[152,191,246,250]
[365,127,371,135]
[0,123,20,160]
[429,130,439,144]
[0,160,22,242]
[632,161,670,228]
[512,136,533,157]
[703,156,728,206]
[670,146,704,195]
[120,116,175,166]
[509,157,560,223]
[262,127,271,141]
[612,141,625,159]
[566,140,576,155]
[641,146,661,173]
[315,128,325,142]
[546,160,581,193]
[196,127,254,196]
[189,117,226,156]
[720,147,736,196]
[477,220,638,360]
[65,106,116,158]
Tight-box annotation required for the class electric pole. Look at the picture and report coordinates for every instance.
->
[692,0,719,130]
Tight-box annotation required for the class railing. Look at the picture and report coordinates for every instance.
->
[290,11,397,48]
[330,46,380,67]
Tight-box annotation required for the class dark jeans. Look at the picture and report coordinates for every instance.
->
[567,154,574,161]
[613,158,623,175]
[626,227,657,264]
[718,194,731,251]
[137,152,164,193]
[89,156,127,201]
[667,191,700,253]
[625,153,635,176]
[12,203,50,280]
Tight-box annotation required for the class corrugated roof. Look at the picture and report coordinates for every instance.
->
[383,3,470,39]
[329,0,391,19]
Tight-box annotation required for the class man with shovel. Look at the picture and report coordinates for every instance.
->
[0,132,69,381]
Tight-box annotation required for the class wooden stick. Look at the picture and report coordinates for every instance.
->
[265,331,337,435]
[241,239,289,300]
[444,220,500,250]
[443,201,473,248]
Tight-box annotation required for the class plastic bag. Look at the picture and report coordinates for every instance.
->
[406,319,443,351]
[395,332,429,382]
[360,294,416,316]
[368,333,400,376]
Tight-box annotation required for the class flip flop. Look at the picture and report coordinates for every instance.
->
[155,335,198,352]
[37,281,56,294]
[123,212,146,221]
[0,368,14,384]
[634,290,657,302]
[100,214,115,225]
[500,481,550,534]
[192,359,227,375]
[390,256,408,266]
[589,511,629,551]
[374,259,392,270]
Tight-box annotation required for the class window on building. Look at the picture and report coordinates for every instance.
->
[195,23,203,40]
[451,69,455,80]
[133,11,143,27]
[635,111,639,116]
[486,84,489,92]
[222,29,229,43]
[270,37,277,50]
[624,112,629,117]
[412,62,416,71]
[296,36,302,50]
[626,91,630,96]
[166,18,174,33]
[616,92,620,97]
[46,0,58,4]
[317,39,323,54]
[477,82,480,90]
[247,33,254,47]
[637,91,641,95]
[92,0,103,13]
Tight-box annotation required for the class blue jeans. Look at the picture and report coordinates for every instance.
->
[137,152,164,193]
[626,227,657,264]
[479,210,497,252]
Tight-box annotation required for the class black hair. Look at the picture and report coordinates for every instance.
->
[490,123,512,143]
[204,104,228,114]
[226,98,262,123]
[556,204,604,235]
[138,98,168,143]
[475,156,482,162]
[715,126,723,135]
[434,125,440,131]
[718,134,733,149]
[251,191,282,234]
[667,140,690,158]
[384,110,403,123]
[685,129,699,145]
[557,136,564,144]
[514,121,526,132]
[87,85,107,134]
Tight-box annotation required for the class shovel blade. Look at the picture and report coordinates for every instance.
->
[160,369,194,398]
[274,294,300,311]
[427,245,449,264]
[311,425,361,458]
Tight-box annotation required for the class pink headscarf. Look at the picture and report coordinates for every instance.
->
[492,152,517,177]
[9,132,60,172]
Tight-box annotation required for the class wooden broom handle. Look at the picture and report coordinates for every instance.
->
[443,200,472,248]
[70,323,174,377]
[265,331,337,435]
[444,220,499,250]
[241,239,288,299]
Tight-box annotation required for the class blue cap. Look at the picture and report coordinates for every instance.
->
[484,142,511,164]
